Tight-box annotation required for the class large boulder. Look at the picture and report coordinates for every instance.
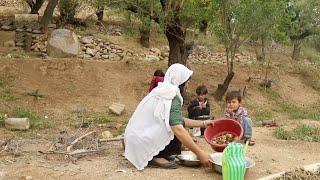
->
[47,29,80,58]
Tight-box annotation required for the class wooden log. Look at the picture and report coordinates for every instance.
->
[5,118,30,130]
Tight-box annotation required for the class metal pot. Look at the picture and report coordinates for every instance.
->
[177,151,201,167]
[210,152,255,174]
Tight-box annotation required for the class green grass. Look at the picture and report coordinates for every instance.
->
[259,87,281,100]
[0,89,19,101]
[274,124,320,142]
[276,103,320,120]
[123,24,138,37]
[251,108,274,121]
[12,107,52,129]
[68,110,112,127]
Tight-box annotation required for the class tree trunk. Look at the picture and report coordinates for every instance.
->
[40,0,58,33]
[139,27,150,48]
[214,72,235,101]
[30,0,45,14]
[254,37,266,61]
[96,6,104,22]
[166,25,193,66]
[292,41,301,60]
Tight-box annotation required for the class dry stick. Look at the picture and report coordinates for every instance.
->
[39,149,103,156]
[99,137,124,142]
[66,131,96,152]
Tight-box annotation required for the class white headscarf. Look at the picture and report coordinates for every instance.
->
[124,64,193,170]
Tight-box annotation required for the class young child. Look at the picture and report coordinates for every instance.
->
[225,91,255,145]
[149,69,165,92]
[188,85,211,136]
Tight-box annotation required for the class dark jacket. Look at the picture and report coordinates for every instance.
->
[187,98,211,120]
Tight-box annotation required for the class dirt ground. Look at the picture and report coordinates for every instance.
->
[0,59,320,180]
[1,126,320,180]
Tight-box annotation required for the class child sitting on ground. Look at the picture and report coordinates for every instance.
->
[149,69,165,92]
[225,91,255,145]
[188,85,212,136]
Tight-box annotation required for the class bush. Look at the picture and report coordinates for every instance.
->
[58,0,81,23]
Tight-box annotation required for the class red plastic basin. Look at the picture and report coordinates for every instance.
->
[204,119,243,152]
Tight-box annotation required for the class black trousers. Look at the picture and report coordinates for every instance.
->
[154,136,181,159]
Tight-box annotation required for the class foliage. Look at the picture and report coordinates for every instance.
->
[274,124,320,142]
[276,103,320,120]
[12,107,52,129]
[58,0,81,22]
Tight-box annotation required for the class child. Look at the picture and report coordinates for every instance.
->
[225,91,255,145]
[188,85,211,136]
[149,69,165,92]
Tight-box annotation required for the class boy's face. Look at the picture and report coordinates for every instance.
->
[197,94,207,102]
[227,98,240,111]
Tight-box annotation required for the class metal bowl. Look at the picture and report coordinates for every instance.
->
[177,151,201,167]
[209,152,255,174]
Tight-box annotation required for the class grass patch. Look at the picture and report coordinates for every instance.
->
[276,103,320,120]
[68,110,112,127]
[0,89,19,101]
[12,107,52,129]
[123,24,138,37]
[274,124,320,142]
[251,108,274,121]
[259,87,281,100]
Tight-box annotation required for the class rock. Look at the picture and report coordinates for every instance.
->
[16,42,24,47]
[47,29,80,58]
[81,36,93,44]
[32,30,42,34]
[48,24,57,29]
[26,28,32,32]
[114,32,122,36]
[1,25,12,31]
[145,54,160,61]
[101,130,113,139]
[3,40,15,47]
[101,55,109,59]
[25,176,33,180]
[15,14,38,23]
[83,54,92,58]
[109,103,125,115]
[85,48,95,57]
[84,43,95,49]
[150,48,161,55]
[15,28,24,32]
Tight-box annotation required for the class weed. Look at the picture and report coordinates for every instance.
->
[276,103,320,120]
[12,107,52,129]
[259,87,281,100]
[0,89,19,101]
[123,24,138,37]
[274,124,320,142]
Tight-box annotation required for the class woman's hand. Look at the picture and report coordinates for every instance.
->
[197,151,212,168]
[203,120,215,128]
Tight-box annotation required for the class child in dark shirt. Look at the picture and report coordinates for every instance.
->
[188,85,211,136]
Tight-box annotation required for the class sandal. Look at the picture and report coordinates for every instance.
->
[148,160,178,169]
[247,139,255,146]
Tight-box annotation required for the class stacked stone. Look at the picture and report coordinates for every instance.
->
[79,36,129,61]
[14,14,41,49]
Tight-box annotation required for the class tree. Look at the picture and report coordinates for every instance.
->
[283,0,320,60]
[58,0,81,23]
[248,0,287,61]
[209,0,260,100]
[25,0,45,14]
[125,0,209,66]
[41,0,59,33]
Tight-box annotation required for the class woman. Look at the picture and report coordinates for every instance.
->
[124,64,213,170]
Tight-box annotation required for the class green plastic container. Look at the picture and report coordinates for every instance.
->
[222,143,246,180]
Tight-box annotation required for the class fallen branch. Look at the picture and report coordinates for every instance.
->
[39,149,104,156]
[66,131,96,152]
[99,137,124,142]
